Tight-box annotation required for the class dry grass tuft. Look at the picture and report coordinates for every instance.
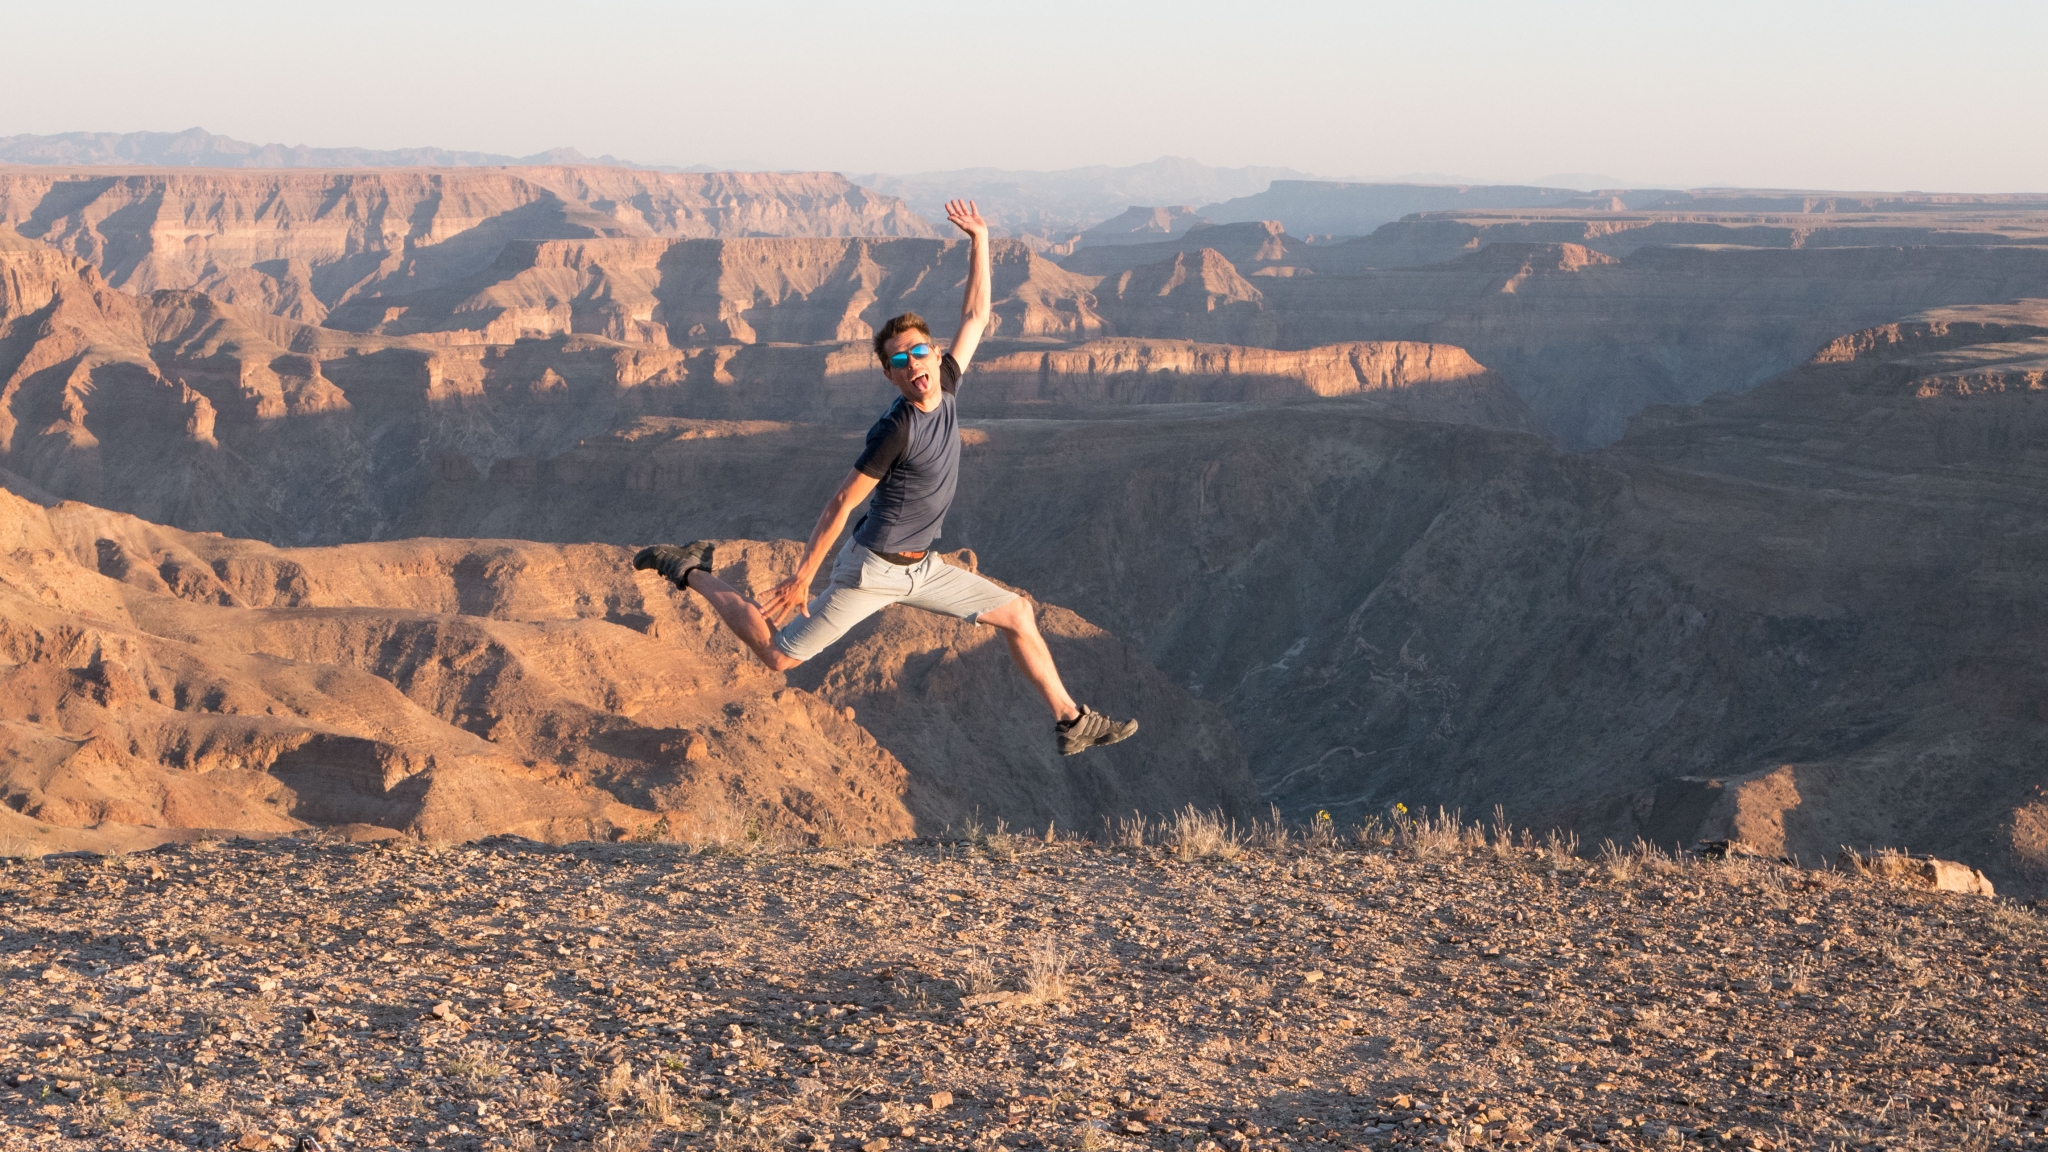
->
[599,1061,634,1105]
[442,1043,510,1096]
[633,1068,681,1124]
[1398,807,1478,858]
[665,809,805,855]
[1249,805,1291,850]
[980,818,1019,863]
[1543,825,1581,859]
[1022,938,1070,1005]
[956,956,999,996]
[1599,839,1637,881]
[1106,811,1150,849]
[1165,806,1242,861]
[1303,809,1339,851]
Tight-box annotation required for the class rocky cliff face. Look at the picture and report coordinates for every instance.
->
[0,487,901,849]
[963,338,1544,429]
[1064,232,2048,445]
[388,318,2048,893]
[0,168,937,326]
[17,170,2048,446]
[0,487,1253,852]
[19,176,2048,447]
[0,237,1538,542]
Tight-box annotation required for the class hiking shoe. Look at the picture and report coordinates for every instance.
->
[633,541,714,589]
[1057,705,1139,756]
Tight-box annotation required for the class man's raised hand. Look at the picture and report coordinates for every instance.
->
[945,199,988,242]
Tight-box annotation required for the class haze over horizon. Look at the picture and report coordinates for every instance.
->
[7,0,2046,192]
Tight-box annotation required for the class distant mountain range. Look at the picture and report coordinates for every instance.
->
[0,132,1330,236]
[852,157,1333,239]
[0,127,715,173]
[0,129,1673,239]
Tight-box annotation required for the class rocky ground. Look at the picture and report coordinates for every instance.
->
[2,816,2045,1152]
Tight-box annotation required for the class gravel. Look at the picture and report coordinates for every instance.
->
[3,831,2044,1151]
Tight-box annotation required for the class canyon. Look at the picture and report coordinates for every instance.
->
[3,167,2046,892]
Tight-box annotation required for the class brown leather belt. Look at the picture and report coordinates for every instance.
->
[875,549,927,565]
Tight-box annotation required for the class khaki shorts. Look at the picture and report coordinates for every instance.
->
[771,539,1020,664]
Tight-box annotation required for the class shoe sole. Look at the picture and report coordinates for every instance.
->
[633,542,714,588]
[1060,719,1139,756]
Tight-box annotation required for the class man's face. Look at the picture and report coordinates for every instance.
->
[880,329,940,407]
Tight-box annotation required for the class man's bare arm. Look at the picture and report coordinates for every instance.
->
[945,199,993,372]
[758,468,880,626]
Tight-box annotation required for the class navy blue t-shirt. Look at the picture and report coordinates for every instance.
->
[852,352,962,554]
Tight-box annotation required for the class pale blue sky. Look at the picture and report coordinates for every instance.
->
[9,0,2045,190]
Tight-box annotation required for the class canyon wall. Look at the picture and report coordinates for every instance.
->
[16,173,2048,446]
[389,315,2048,891]
[1061,231,2048,445]
[0,487,1253,853]
[0,167,937,325]
[0,235,1537,543]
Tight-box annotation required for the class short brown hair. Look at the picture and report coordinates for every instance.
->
[872,312,931,362]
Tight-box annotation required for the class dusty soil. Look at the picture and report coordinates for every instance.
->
[3,823,2044,1152]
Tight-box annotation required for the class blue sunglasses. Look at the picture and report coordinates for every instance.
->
[885,343,934,370]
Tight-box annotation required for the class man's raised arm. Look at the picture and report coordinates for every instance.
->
[945,199,993,371]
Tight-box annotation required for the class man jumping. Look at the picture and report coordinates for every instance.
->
[634,199,1139,757]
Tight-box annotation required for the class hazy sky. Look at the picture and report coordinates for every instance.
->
[10,0,2046,190]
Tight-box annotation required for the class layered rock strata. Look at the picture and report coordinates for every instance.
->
[0,167,937,325]
[0,234,1536,541]
[396,313,2048,892]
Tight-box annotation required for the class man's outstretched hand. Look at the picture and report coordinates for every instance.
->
[759,574,812,628]
[945,199,988,242]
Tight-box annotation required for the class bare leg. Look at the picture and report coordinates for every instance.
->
[683,570,802,672]
[978,596,1081,722]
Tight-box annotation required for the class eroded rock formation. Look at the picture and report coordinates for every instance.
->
[0,235,1536,542]
[0,488,1253,852]
[391,315,2048,892]
[0,167,937,325]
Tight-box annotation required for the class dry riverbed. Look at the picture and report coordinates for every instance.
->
[3,825,2045,1151]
